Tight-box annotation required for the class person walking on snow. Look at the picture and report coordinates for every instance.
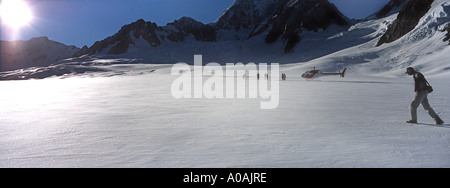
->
[405,67,444,125]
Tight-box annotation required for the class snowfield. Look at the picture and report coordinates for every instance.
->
[1,0,450,168]
[0,68,449,168]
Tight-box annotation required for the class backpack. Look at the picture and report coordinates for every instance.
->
[425,79,433,93]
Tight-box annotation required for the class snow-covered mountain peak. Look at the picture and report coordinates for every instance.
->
[167,17,217,42]
[69,0,350,59]
[216,0,278,30]
[172,16,203,26]
[72,17,218,58]
[73,19,162,56]
[3,0,450,80]
[259,0,349,52]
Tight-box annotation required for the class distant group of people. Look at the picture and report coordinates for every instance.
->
[281,73,287,80]
[244,73,287,80]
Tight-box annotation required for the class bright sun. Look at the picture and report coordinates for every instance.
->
[0,0,33,29]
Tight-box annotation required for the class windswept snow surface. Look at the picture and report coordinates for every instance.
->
[1,0,450,168]
[0,67,449,168]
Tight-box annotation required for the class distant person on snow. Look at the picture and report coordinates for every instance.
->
[405,67,444,125]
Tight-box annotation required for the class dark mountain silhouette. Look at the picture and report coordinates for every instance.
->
[0,37,79,72]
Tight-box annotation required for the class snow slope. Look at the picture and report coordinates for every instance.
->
[0,66,449,168]
[283,0,450,77]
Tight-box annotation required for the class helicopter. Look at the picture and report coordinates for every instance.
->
[301,67,347,79]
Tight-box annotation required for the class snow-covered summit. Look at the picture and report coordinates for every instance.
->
[167,17,217,42]
[73,19,162,57]
[73,17,217,57]
[215,0,279,30]
[260,0,349,52]
[72,0,350,58]
[216,0,349,52]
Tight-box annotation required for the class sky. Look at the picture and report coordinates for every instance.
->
[0,0,391,48]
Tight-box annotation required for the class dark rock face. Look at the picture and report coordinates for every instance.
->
[444,23,450,45]
[74,18,217,56]
[264,0,348,53]
[377,0,434,46]
[217,0,348,53]
[376,0,406,18]
[73,0,349,56]
[72,45,89,57]
[216,0,278,31]
[167,17,217,42]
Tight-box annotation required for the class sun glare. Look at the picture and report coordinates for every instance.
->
[0,0,33,29]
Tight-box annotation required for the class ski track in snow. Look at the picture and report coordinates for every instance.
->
[0,70,449,168]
